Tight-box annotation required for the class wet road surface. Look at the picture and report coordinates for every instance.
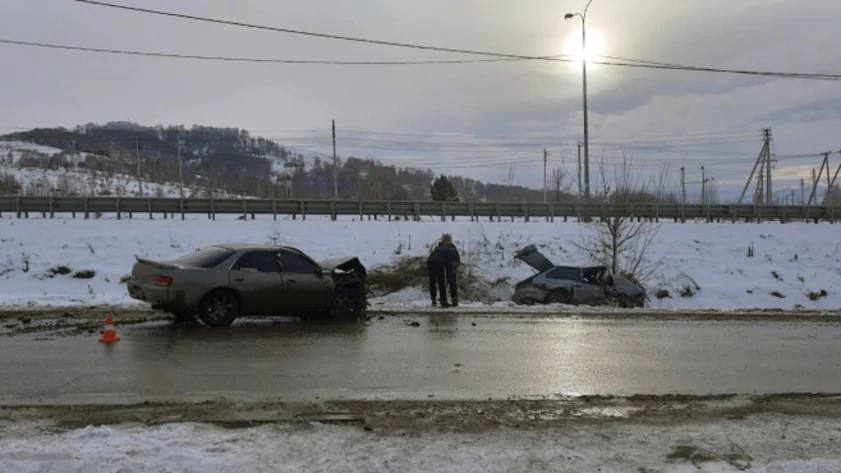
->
[3,314,841,404]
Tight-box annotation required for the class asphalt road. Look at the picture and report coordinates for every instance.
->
[3,313,841,404]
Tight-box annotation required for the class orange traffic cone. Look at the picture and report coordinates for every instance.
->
[99,315,120,344]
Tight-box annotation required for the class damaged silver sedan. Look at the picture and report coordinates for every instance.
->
[512,245,646,308]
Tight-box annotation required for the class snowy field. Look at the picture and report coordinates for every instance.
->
[0,216,839,310]
[1,416,840,473]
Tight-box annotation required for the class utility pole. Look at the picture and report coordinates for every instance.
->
[332,119,338,200]
[763,128,772,205]
[177,140,185,200]
[135,137,142,196]
[738,128,772,205]
[807,153,830,206]
[543,148,548,203]
[800,178,805,205]
[679,167,686,222]
[565,1,593,202]
[577,142,582,201]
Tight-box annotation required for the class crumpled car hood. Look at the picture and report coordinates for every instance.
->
[319,256,367,278]
[513,245,555,272]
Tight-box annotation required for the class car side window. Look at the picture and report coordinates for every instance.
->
[234,252,280,273]
[280,251,318,274]
[547,268,581,281]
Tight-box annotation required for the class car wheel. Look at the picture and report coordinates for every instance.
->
[545,290,571,304]
[515,296,539,306]
[199,290,240,327]
[329,283,365,321]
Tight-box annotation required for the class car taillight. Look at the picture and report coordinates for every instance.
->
[149,275,173,287]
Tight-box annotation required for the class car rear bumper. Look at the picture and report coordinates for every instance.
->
[127,280,191,313]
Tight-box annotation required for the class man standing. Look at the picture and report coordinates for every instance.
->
[427,236,449,307]
[442,233,461,307]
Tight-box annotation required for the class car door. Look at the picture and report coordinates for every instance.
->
[229,251,284,315]
[570,269,606,305]
[279,250,334,312]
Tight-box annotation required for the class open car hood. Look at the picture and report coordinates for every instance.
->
[514,245,555,272]
[319,256,367,278]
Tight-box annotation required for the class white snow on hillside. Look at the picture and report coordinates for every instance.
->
[0,140,63,157]
[0,217,838,311]
[0,140,247,198]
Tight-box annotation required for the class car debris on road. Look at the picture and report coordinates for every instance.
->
[512,245,646,307]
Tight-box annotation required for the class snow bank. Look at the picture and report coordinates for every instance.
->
[0,420,839,472]
[0,216,839,310]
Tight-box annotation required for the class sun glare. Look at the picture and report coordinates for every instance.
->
[562,28,606,65]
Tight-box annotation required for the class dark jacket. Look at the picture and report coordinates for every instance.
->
[446,245,461,268]
[427,244,449,264]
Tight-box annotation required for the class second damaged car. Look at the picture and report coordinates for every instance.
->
[124,245,367,326]
[512,245,645,308]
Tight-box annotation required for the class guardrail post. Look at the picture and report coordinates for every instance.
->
[413,202,420,221]
[523,203,529,222]
[83,198,88,219]
[301,201,306,221]
[495,203,501,222]
[358,201,363,221]
[330,201,337,221]
[241,198,247,221]
[148,198,153,219]
[116,197,121,220]
[441,202,446,222]
[469,203,475,222]
[209,198,215,221]
[272,200,277,221]
[15,196,21,218]
[387,202,392,221]
[48,196,54,219]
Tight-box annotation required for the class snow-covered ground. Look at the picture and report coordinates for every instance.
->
[1,416,839,472]
[0,216,838,310]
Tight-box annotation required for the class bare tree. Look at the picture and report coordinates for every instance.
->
[551,164,572,203]
[575,154,661,283]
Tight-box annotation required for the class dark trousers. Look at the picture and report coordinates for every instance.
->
[427,261,446,303]
[445,265,458,303]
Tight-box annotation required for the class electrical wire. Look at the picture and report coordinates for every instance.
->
[72,0,841,81]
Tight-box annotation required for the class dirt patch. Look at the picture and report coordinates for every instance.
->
[809,289,829,301]
[367,257,508,303]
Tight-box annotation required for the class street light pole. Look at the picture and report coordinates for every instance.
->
[566,0,593,201]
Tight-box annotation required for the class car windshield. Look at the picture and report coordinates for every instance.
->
[173,247,235,268]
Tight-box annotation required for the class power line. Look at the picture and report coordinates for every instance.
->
[74,0,558,61]
[72,0,841,81]
[0,38,563,65]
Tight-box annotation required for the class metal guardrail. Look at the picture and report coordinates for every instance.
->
[0,196,838,222]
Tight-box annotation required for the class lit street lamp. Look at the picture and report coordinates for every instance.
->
[565,0,593,201]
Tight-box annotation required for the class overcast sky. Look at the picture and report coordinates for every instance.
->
[2,0,841,201]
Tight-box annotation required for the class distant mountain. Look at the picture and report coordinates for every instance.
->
[0,122,572,202]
